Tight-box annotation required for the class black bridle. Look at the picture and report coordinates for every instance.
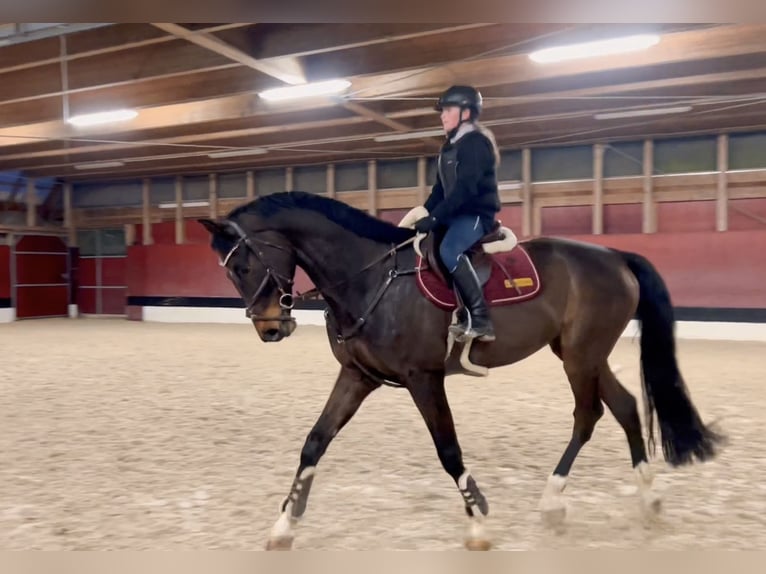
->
[219,219,418,334]
[220,220,297,322]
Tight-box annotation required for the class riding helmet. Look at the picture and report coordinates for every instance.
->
[434,85,483,117]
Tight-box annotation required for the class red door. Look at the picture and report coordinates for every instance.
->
[14,235,69,319]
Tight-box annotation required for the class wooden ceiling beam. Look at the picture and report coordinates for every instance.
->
[345,24,766,99]
[4,64,765,162]
[0,23,251,75]
[242,23,495,60]
[151,23,306,85]
[0,92,343,148]
[22,102,766,181]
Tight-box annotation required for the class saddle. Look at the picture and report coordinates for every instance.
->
[414,220,542,312]
[419,221,513,286]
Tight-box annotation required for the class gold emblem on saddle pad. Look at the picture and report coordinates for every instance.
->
[505,278,534,289]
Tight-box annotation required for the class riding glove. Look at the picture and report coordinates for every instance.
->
[414,215,438,234]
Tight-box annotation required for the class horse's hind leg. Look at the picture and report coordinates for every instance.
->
[539,357,604,527]
[598,365,662,517]
[265,365,379,550]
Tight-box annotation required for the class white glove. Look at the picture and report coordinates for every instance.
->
[398,205,429,228]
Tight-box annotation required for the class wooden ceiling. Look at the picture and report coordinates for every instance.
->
[2,22,766,182]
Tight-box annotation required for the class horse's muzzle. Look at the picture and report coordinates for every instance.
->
[255,316,297,342]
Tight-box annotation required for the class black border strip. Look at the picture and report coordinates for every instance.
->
[673,307,766,324]
[127,296,327,311]
[0,298,10,309]
[126,296,766,323]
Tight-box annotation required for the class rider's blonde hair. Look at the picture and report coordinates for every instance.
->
[474,121,501,168]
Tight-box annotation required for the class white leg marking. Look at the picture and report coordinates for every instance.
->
[269,502,295,540]
[266,466,316,549]
[458,470,470,491]
[635,461,662,515]
[539,474,568,526]
[459,470,491,550]
[298,466,315,481]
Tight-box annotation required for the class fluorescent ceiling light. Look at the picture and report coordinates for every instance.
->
[594,106,692,120]
[259,79,351,102]
[374,129,445,142]
[207,148,268,158]
[529,34,660,64]
[73,161,125,170]
[67,109,139,127]
[158,201,210,209]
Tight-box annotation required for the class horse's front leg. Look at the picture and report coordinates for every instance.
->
[265,365,379,550]
[407,371,492,551]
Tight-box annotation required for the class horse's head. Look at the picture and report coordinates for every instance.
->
[199,217,297,342]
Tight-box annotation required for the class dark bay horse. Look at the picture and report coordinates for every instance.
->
[198,191,724,550]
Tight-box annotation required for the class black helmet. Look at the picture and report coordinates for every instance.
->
[434,85,482,116]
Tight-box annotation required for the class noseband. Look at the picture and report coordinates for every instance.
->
[220,220,296,323]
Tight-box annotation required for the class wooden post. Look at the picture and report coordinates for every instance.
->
[367,160,377,216]
[285,167,293,192]
[246,170,255,199]
[142,178,152,245]
[26,177,36,227]
[716,134,728,232]
[521,148,532,237]
[593,143,604,235]
[63,182,76,246]
[208,174,218,218]
[125,224,136,246]
[175,176,185,244]
[417,156,427,205]
[326,164,335,198]
[642,140,656,234]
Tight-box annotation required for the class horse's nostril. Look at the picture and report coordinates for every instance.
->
[264,328,280,340]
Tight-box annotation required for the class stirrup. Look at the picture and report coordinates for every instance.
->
[456,327,495,343]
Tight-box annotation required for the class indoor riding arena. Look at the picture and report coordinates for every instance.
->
[1,23,765,551]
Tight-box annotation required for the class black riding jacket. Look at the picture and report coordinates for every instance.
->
[423,127,501,234]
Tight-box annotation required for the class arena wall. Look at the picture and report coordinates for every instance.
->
[122,213,766,341]
[0,244,12,323]
[8,133,766,341]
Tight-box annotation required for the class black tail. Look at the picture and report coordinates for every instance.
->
[619,250,725,466]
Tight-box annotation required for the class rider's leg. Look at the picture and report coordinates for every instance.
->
[439,216,495,342]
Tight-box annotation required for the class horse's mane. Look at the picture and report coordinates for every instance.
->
[226,191,417,244]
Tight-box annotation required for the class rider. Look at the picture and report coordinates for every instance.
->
[413,85,501,342]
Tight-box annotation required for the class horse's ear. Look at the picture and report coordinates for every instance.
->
[198,218,225,235]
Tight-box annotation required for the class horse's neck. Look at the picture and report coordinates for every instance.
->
[285,219,391,311]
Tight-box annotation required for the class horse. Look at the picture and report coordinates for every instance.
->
[198,190,724,551]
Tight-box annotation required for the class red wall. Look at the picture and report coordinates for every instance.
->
[126,244,314,303]
[0,245,10,301]
[15,236,68,319]
[77,256,127,315]
[729,198,766,231]
[122,208,766,317]
[134,220,211,246]
[657,200,717,233]
[126,231,766,313]
[567,230,766,309]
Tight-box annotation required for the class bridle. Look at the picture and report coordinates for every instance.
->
[219,218,418,340]
[220,220,296,323]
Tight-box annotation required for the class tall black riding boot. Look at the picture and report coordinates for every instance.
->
[448,254,495,342]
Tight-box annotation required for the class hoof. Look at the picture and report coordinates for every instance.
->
[540,504,567,528]
[641,492,663,517]
[265,536,293,551]
[465,538,492,551]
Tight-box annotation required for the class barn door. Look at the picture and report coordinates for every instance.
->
[14,235,69,319]
[76,228,127,316]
